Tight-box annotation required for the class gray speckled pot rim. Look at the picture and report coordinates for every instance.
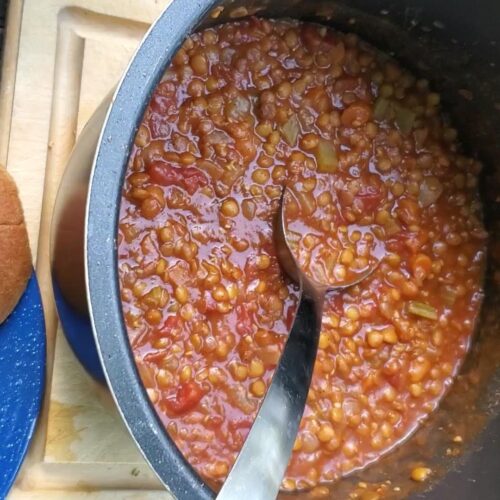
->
[85,1,218,498]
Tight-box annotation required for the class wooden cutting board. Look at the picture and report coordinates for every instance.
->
[2,1,175,497]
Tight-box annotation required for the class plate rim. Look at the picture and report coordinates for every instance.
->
[0,271,46,497]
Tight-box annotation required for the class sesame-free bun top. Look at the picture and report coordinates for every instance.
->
[0,166,31,323]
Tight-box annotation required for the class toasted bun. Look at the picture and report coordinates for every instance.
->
[0,166,31,324]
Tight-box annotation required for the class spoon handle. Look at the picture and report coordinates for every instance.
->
[217,295,323,500]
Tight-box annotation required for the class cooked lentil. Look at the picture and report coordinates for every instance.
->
[118,18,486,490]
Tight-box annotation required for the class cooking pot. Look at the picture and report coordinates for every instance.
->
[53,0,500,498]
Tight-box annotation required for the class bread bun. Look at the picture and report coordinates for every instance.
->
[0,166,31,323]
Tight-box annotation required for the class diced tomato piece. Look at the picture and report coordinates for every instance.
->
[163,315,180,332]
[235,304,253,335]
[334,76,369,100]
[228,418,252,433]
[334,76,360,94]
[341,102,372,128]
[284,302,297,330]
[149,114,170,139]
[150,94,176,115]
[355,184,383,212]
[396,198,421,226]
[386,234,406,254]
[183,167,208,195]
[204,414,224,429]
[301,24,323,50]
[148,162,208,194]
[145,350,169,363]
[327,292,344,314]
[156,81,176,97]
[148,161,183,186]
[388,231,427,255]
[385,370,405,392]
[165,381,204,415]
[321,34,345,63]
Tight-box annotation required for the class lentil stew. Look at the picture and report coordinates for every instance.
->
[117,18,486,491]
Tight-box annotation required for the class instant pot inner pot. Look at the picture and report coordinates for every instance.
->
[195,1,500,498]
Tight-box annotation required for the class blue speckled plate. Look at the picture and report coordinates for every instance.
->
[0,272,46,497]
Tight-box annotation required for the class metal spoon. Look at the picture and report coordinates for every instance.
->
[217,187,381,500]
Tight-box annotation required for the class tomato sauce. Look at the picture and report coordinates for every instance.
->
[118,18,486,490]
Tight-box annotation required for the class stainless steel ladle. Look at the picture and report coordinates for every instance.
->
[217,187,380,500]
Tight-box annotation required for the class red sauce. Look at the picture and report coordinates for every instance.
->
[118,18,486,490]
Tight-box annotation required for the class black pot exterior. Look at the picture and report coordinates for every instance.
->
[86,1,500,499]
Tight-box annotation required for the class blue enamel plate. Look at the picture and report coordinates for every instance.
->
[0,272,46,497]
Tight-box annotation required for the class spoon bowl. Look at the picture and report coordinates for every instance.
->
[276,186,383,300]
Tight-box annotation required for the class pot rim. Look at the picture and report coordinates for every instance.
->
[85,0,219,498]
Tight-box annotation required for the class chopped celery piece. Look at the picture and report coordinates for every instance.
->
[373,97,391,121]
[408,301,438,320]
[316,139,338,173]
[280,114,300,146]
[394,105,416,134]
[419,177,443,207]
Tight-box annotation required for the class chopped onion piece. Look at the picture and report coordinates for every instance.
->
[408,301,438,320]
[286,230,301,249]
[373,97,416,134]
[206,130,233,145]
[280,114,300,146]
[316,139,338,173]
[293,189,317,216]
[419,176,443,207]
[229,385,257,413]
[225,95,250,121]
